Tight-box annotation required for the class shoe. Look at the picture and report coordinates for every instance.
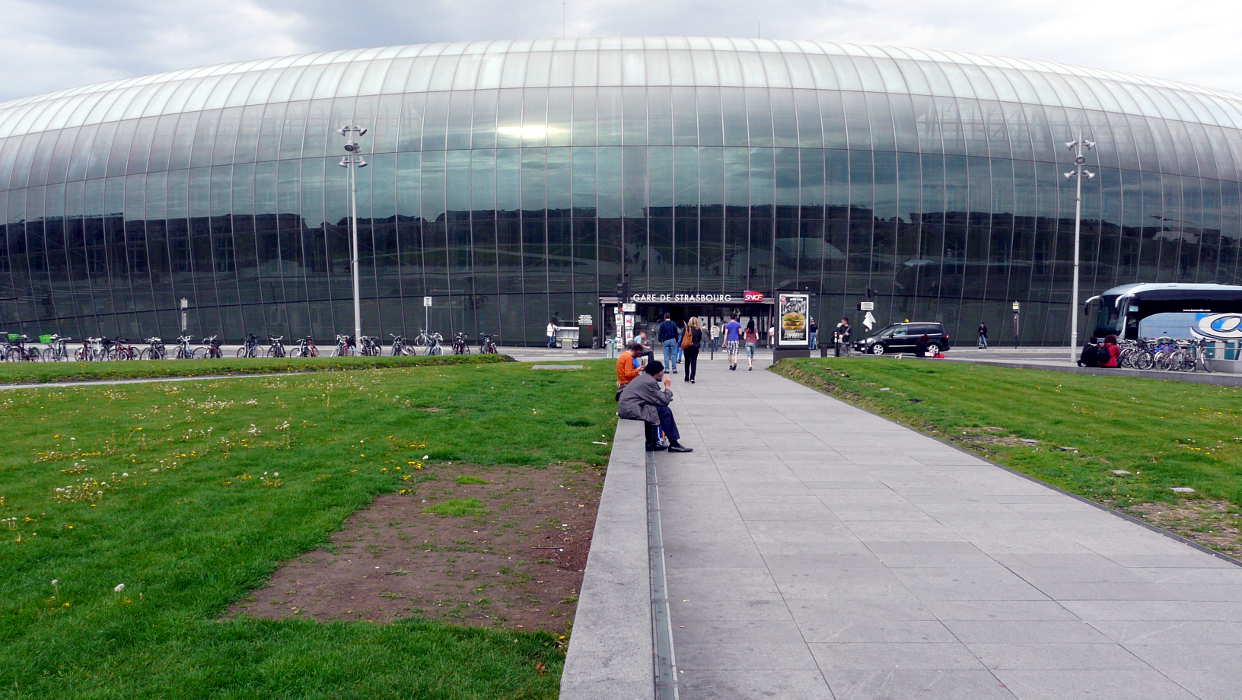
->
[645,443,668,452]
[690,379,696,383]
[668,443,693,453]
[748,366,753,371]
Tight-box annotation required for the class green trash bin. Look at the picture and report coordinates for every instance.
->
[39,334,54,344]
[6,333,20,341]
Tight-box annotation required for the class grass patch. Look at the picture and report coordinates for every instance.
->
[0,353,512,385]
[455,475,490,485]
[0,359,617,697]
[423,497,489,517]
[774,358,1242,556]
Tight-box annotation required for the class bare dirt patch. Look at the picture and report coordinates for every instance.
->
[1125,499,1242,558]
[229,462,603,632]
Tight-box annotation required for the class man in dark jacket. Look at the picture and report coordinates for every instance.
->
[617,361,693,453]
[657,312,679,374]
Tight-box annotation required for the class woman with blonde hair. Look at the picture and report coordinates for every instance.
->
[681,316,704,383]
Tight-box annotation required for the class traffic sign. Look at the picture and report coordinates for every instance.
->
[423,296,432,307]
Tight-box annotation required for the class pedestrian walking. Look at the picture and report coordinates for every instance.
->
[744,320,759,371]
[657,312,680,374]
[808,317,818,350]
[682,317,702,383]
[546,320,557,348]
[676,320,686,366]
[977,321,989,349]
[723,314,742,370]
[710,323,720,353]
[768,323,776,349]
[834,317,852,357]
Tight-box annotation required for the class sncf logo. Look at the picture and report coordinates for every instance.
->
[1192,313,1242,340]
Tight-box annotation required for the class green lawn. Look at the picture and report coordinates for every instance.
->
[775,359,1242,551]
[0,353,510,385]
[0,360,616,698]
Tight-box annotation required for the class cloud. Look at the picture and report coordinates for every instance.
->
[1,0,1241,101]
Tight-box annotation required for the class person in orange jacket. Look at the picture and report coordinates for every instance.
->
[615,342,645,399]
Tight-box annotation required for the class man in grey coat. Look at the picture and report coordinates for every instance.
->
[617,361,693,453]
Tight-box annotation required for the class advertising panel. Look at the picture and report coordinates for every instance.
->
[778,293,810,346]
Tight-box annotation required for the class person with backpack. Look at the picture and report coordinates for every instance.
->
[977,321,989,349]
[681,317,702,383]
[1078,340,1102,367]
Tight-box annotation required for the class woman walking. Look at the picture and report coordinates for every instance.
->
[682,317,703,383]
[743,319,759,371]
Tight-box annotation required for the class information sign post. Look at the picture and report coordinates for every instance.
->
[423,296,432,338]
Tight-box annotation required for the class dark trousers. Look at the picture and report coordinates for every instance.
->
[683,346,699,380]
[644,405,681,445]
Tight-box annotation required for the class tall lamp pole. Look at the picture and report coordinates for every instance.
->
[339,125,368,349]
[1064,132,1095,364]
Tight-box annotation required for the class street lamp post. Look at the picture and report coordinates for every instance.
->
[1064,132,1095,364]
[339,125,368,350]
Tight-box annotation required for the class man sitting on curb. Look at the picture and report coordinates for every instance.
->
[617,360,693,453]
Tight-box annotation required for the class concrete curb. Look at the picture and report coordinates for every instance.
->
[560,419,654,700]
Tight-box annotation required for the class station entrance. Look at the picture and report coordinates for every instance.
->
[599,293,777,350]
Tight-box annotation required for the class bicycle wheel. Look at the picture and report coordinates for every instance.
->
[191,347,208,359]
[139,348,153,361]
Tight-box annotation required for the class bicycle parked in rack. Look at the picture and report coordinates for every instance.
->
[389,334,409,356]
[479,333,498,354]
[451,332,470,355]
[333,334,352,357]
[112,338,137,361]
[139,337,166,361]
[359,336,380,356]
[42,334,71,362]
[195,336,223,359]
[237,334,260,358]
[290,336,318,357]
[3,334,39,362]
[265,336,286,358]
[424,332,444,356]
[174,335,194,359]
[412,330,432,349]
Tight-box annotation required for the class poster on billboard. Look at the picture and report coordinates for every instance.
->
[778,293,810,346]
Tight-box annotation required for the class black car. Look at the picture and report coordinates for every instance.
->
[855,322,952,355]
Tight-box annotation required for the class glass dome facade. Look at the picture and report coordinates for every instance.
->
[2,37,1241,344]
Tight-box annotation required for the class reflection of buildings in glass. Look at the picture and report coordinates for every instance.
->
[1,37,1241,345]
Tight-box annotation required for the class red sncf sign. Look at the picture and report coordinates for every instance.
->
[743,290,765,302]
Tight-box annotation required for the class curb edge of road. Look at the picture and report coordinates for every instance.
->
[766,364,1242,570]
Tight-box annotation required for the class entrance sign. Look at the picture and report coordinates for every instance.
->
[777,293,810,346]
[743,290,765,302]
[631,293,742,303]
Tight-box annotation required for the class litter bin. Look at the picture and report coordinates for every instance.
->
[606,337,617,358]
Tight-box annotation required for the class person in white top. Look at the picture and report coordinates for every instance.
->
[546,320,556,348]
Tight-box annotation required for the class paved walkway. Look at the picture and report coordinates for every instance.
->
[651,354,1242,699]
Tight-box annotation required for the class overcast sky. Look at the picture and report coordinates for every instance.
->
[2,0,1240,101]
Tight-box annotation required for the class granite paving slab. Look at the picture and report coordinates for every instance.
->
[647,356,1239,699]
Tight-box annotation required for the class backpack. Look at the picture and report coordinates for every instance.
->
[1090,344,1109,366]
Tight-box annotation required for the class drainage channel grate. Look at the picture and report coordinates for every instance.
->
[646,451,679,700]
